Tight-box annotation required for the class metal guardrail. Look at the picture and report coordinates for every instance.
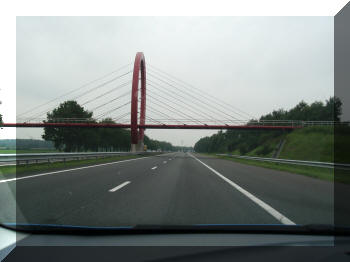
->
[216,154,350,169]
[0,151,157,166]
[246,120,349,127]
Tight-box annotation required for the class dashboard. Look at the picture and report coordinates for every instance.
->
[1,226,350,261]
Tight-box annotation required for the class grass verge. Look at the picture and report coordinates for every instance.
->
[279,126,333,162]
[0,154,153,177]
[212,154,335,183]
[0,149,59,154]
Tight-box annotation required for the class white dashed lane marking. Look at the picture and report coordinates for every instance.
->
[109,181,130,192]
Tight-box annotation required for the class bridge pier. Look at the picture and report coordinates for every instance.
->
[131,144,137,153]
[137,141,144,152]
[131,141,144,152]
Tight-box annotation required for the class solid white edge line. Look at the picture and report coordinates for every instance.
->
[0,156,153,184]
[109,181,131,192]
[151,166,158,170]
[188,153,296,225]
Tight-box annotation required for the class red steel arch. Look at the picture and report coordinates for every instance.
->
[130,52,146,151]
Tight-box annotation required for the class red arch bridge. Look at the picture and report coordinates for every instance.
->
[3,52,310,152]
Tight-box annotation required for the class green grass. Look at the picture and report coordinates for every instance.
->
[0,150,16,153]
[229,149,240,155]
[279,126,334,162]
[227,126,334,162]
[247,135,282,158]
[0,149,59,154]
[0,154,150,177]
[198,126,349,183]
[212,154,334,182]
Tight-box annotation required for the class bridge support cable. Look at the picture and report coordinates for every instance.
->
[148,66,253,120]
[95,101,131,120]
[148,87,221,125]
[149,92,205,125]
[149,78,228,122]
[81,80,132,106]
[17,63,133,118]
[148,67,254,120]
[70,70,132,101]
[145,116,166,126]
[90,90,131,112]
[148,71,244,122]
[112,112,131,123]
[148,81,225,125]
[23,70,133,123]
[139,98,176,125]
[147,90,214,125]
[147,93,207,125]
[147,105,185,125]
[148,64,256,120]
[146,74,239,124]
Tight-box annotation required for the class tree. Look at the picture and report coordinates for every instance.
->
[97,118,130,151]
[325,96,342,121]
[42,101,94,152]
[144,135,174,151]
[194,97,342,154]
[42,100,175,152]
[239,143,249,155]
[259,97,342,122]
[0,113,2,124]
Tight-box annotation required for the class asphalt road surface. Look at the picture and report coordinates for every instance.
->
[0,152,333,226]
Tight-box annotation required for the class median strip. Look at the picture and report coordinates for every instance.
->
[109,181,131,192]
[188,153,295,225]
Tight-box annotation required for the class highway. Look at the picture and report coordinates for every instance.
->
[0,152,333,226]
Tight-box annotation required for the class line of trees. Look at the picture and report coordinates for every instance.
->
[194,97,342,154]
[259,97,342,121]
[42,100,177,152]
[194,129,282,155]
[144,136,174,152]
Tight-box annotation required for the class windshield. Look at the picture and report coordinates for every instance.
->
[0,16,348,233]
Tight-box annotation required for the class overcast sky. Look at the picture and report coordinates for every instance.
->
[12,16,333,146]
